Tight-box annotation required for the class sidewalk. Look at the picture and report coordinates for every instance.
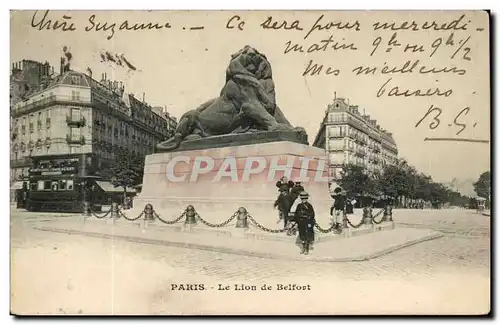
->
[33,217,443,262]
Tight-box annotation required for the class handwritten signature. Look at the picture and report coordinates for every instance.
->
[415,104,476,136]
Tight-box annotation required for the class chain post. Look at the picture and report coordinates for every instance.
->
[144,203,154,221]
[341,209,348,229]
[82,201,91,216]
[235,207,249,228]
[382,204,393,222]
[140,204,153,231]
[362,206,373,225]
[111,202,119,219]
[184,205,197,225]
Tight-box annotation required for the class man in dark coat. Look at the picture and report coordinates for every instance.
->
[275,176,294,192]
[345,198,355,214]
[290,181,305,201]
[274,185,294,227]
[295,191,316,255]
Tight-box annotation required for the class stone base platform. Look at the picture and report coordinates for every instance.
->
[34,217,442,262]
[171,130,309,152]
[132,141,334,228]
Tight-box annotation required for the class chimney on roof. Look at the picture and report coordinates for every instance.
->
[351,105,359,114]
[142,92,145,102]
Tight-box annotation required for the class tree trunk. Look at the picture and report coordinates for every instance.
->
[123,187,127,205]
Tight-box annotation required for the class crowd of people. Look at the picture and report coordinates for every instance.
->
[274,177,314,255]
[273,177,363,256]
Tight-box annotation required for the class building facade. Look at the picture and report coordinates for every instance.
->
[313,97,398,182]
[10,59,54,106]
[10,61,178,194]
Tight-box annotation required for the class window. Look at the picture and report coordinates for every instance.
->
[71,91,80,101]
[328,153,344,165]
[70,127,80,141]
[67,180,74,191]
[71,107,80,120]
[30,182,37,191]
[58,180,67,190]
[51,181,59,191]
[328,126,340,138]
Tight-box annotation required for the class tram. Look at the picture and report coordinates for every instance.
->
[25,153,106,213]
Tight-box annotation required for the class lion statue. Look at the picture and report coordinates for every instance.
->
[156,45,307,151]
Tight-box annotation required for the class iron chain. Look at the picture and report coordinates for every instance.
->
[119,210,144,221]
[89,207,111,219]
[346,215,365,228]
[87,204,391,234]
[195,211,238,228]
[315,223,342,234]
[154,210,186,224]
[372,208,385,225]
[247,214,287,233]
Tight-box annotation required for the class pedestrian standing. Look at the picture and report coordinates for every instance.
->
[275,176,294,192]
[346,197,355,215]
[289,181,305,216]
[274,185,293,227]
[295,191,316,255]
[330,187,346,226]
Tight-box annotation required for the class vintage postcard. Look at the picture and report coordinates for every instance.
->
[10,10,491,315]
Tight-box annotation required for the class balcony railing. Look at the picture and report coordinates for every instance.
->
[356,135,367,144]
[66,135,86,145]
[66,115,86,127]
[355,148,366,157]
[12,95,91,117]
[328,145,353,152]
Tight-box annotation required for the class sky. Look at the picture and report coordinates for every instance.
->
[10,10,491,183]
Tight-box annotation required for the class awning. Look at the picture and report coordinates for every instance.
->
[10,181,24,190]
[95,181,136,193]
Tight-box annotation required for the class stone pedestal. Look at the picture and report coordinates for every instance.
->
[133,141,333,229]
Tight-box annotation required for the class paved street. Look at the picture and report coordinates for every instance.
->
[10,208,490,315]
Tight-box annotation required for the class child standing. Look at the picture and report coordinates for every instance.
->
[330,187,346,226]
[295,191,316,255]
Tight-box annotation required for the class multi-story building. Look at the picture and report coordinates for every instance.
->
[10,59,54,106]
[10,60,55,189]
[313,97,398,182]
[10,61,178,211]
